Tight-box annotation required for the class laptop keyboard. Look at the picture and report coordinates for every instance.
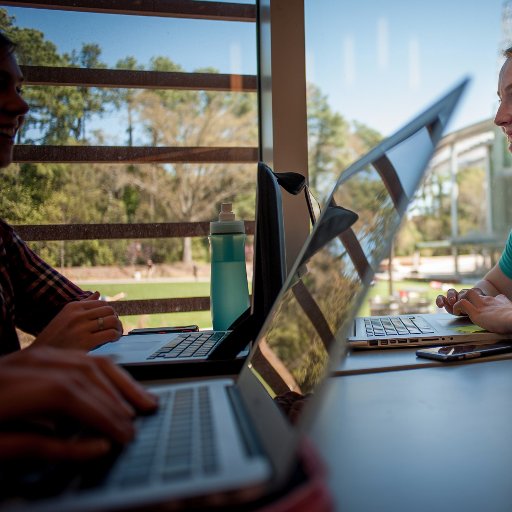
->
[105,386,219,489]
[147,331,228,360]
[364,316,435,337]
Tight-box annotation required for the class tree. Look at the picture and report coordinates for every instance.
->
[307,83,350,194]
[457,166,486,236]
[0,11,396,269]
[69,43,110,141]
[307,83,383,200]
[115,56,144,146]
[134,58,258,264]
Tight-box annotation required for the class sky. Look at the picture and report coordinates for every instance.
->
[305,0,506,135]
[3,0,509,137]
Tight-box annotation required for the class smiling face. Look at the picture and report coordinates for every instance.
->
[495,57,512,152]
[0,48,29,168]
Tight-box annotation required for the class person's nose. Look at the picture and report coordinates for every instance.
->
[5,89,29,119]
[14,95,29,118]
[495,101,511,127]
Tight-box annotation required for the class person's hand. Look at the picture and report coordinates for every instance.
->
[0,346,158,462]
[32,291,123,351]
[451,290,512,334]
[435,287,486,315]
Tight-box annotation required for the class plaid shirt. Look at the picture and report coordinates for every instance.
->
[0,219,89,354]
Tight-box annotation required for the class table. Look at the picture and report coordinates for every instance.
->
[335,313,512,375]
[335,343,512,375]
[312,357,512,512]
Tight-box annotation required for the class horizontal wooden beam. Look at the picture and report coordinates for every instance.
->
[111,297,210,316]
[21,66,258,92]
[14,221,256,241]
[0,0,256,21]
[13,145,259,164]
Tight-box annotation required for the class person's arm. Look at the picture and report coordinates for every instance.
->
[1,220,123,350]
[435,264,512,315]
[0,219,91,336]
[478,263,512,297]
[0,346,158,462]
[436,231,512,315]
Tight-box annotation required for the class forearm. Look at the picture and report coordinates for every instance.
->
[479,264,512,300]
[473,278,501,297]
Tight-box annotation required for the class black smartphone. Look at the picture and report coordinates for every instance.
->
[128,325,199,335]
[416,341,512,362]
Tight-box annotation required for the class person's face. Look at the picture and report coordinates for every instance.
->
[495,57,512,152]
[0,49,28,168]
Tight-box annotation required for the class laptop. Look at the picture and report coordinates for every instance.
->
[344,82,510,348]
[0,80,466,512]
[90,162,289,378]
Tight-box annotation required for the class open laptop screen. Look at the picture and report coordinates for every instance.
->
[239,79,467,419]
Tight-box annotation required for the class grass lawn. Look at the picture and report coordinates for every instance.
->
[79,278,473,332]
[78,281,213,331]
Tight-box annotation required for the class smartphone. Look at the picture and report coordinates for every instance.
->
[128,325,199,335]
[416,341,512,362]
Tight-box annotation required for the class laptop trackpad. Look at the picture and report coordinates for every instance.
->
[91,333,179,363]
[433,315,481,330]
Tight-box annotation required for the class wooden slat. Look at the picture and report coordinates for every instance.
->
[111,297,210,316]
[0,0,256,21]
[13,145,259,164]
[14,221,256,241]
[21,66,258,92]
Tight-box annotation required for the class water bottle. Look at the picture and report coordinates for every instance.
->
[210,203,250,331]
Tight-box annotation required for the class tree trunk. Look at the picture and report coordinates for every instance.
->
[182,237,193,264]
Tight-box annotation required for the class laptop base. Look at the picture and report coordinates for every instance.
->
[123,355,246,380]
[350,313,508,349]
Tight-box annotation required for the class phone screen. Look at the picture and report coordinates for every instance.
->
[416,341,512,361]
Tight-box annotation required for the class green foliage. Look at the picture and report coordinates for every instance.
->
[146,239,183,264]
[122,185,141,222]
[69,43,111,141]
[395,164,488,256]
[307,83,350,194]
[77,281,213,330]
[395,221,422,256]
[352,121,382,149]
[457,166,486,236]
[2,7,487,268]
[307,83,384,199]
[115,57,144,145]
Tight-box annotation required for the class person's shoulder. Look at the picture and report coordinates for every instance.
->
[0,218,14,235]
[0,218,23,246]
[505,231,512,249]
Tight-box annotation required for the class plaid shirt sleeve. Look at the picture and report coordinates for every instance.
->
[0,219,91,353]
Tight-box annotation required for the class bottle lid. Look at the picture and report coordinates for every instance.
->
[210,203,245,234]
[218,203,235,221]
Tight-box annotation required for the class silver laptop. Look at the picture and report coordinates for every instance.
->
[351,310,509,348]
[338,81,504,348]
[0,81,466,511]
[89,162,288,376]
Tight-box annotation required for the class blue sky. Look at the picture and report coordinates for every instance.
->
[305,0,505,135]
[4,0,508,136]
[5,5,257,74]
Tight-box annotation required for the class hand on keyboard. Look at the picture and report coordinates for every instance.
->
[0,347,158,464]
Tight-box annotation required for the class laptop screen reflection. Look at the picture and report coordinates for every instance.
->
[247,123,442,422]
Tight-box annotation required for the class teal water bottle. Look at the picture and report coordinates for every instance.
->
[210,203,250,331]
